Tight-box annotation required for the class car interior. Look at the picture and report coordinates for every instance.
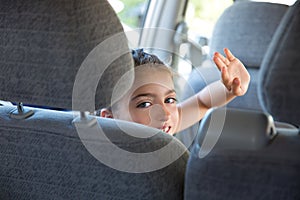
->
[0,0,188,199]
[0,0,299,199]
[185,0,300,199]
[177,0,289,147]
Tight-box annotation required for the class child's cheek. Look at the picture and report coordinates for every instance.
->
[130,109,151,126]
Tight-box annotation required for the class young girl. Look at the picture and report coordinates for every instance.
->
[100,48,250,135]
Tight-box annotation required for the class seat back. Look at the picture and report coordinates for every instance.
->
[185,1,300,199]
[258,0,300,126]
[0,0,132,111]
[0,0,189,199]
[0,105,188,199]
[185,108,300,200]
[177,1,288,148]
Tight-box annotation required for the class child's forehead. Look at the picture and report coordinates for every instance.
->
[134,63,172,75]
[134,64,172,79]
[130,64,174,91]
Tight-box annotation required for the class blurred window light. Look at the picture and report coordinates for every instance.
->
[108,0,124,13]
[251,0,296,6]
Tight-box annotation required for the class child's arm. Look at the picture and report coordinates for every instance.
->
[176,48,250,132]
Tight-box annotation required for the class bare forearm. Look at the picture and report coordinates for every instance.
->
[180,80,236,126]
[177,80,235,132]
[197,80,236,108]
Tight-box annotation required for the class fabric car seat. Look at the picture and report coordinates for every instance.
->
[0,0,189,199]
[184,1,300,199]
[177,1,288,148]
[258,0,300,127]
[184,1,288,111]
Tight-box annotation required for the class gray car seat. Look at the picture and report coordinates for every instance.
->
[0,0,188,199]
[184,1,288,111]
[177,1,288,148]
[185,1,300,199]
[258,1,300,127]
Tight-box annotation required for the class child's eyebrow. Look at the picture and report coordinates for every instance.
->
[131,89,176,101]
[165,89,176,95]
[131,93,155,101]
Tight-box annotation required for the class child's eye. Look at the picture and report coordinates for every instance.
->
[165,98,177,104]
[137,102,152,108]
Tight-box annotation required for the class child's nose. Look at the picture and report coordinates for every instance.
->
[149,104,171,122]
[161,104,171,121]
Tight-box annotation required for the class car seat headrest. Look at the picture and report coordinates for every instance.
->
[209,1,287,68]
[0,0,133,112]
[258,0,300,126]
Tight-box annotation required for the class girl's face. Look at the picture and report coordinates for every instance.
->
[111,65,179,135]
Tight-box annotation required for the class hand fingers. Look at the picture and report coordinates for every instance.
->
[214,52,230,65]
[213,56,226,71]
[221,66,231,91]
[224,48,235,62]
[231,78,243,96]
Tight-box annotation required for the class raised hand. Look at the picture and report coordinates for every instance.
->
[213,48,250,96]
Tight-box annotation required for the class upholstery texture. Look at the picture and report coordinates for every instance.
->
[0,0,133,111]
[185,133,300,200]
[185,1,300,199]
[0,105,189,199]
[258,0,300,126]
[185,107,300,200]
[0,1,189,199]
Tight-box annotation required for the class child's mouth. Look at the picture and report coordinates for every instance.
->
[161,125,171,134]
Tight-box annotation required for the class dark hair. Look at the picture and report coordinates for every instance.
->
[131,48,164,67]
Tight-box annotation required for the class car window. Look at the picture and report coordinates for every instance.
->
[186,0,232,42]
[108,0,149,31]
[176,0,233,80]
